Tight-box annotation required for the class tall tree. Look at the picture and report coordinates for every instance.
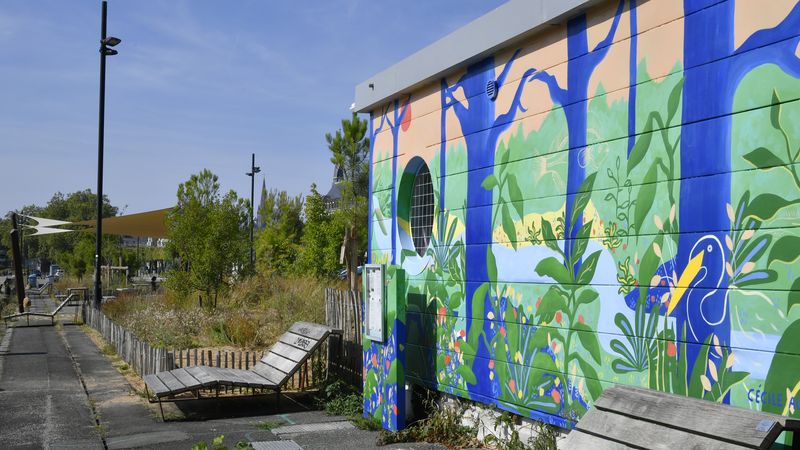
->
[294,184,343,278]
[255,188,304,274]
[166,169,248,307]
[326,112,370,290]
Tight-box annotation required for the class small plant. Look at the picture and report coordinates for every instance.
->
[317,377,363,417]
[257,420,283,430]
[101,343,117,356]
[192,435,253,450]
[352,416,382,431]
[377,397,481,449]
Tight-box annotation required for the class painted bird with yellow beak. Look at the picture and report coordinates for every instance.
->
[623,234,730,376]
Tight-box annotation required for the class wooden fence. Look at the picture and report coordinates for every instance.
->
[324,288,362,385]
[82,304,323,391]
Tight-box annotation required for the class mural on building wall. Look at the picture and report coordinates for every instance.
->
[365,0,800,430]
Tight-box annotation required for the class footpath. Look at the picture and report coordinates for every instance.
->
[0,297,446,450]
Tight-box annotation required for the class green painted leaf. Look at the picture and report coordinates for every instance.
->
[789,278,800,314]
[575,323,601,363]
[536,287,567,322]
[745,193,797,221]
[770,89,782,130]
[571,220,592,264]
[742,147,785,169]
[507,173,524,216]
[575,288,598,307]
[486,245,498,282]
[575,355,602,400]
[541,219,562,255]
[469,283,489,346]
[768,235,800,264]
[638,235,664,304]
[666,78,684,126]
[688,335,712,399]
[570,172,597,230]
[501,204,517,250]
[628,117,654,173]
[457,364,477,385]
[577,250,601,285]
[535,256,572,285]
[762,319,800,416]
[633,161,659,235]
[482,174,498,190]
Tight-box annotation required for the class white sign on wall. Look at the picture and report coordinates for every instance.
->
[364,264,385,342]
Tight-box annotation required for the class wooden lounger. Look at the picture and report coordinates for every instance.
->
[143,321,341,419]
[2,293,76,326]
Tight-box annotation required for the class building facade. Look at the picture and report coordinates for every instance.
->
[357,0,800,431]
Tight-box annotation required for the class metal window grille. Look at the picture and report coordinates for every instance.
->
[410,164,434,256]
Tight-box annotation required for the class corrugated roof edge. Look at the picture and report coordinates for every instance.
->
[354,0,598,113]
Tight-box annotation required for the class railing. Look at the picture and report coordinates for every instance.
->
[324,288,362,385]
[82,303,326,391]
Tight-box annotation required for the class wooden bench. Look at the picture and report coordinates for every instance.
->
[563,385,800,449]
[143,321,341,419]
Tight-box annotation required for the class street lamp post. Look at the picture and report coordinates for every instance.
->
[246,153,261,270]
[94,0,121,308]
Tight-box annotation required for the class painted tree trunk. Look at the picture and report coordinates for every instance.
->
[676,0,734,374]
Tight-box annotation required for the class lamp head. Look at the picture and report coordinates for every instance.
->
[103,36,121,47]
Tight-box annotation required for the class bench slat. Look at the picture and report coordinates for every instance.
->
[252,363,286,386]
[595,386,785,448]
[289,322,331,341]
[261,352,295,374]
[185,366,217,387]
[561,430,634,449]
[143,374,170,396]
[279,331,318,352]
[576,405,747,450]
[157,371,186,393]
[270,341,308,363]
[171,368,202,390]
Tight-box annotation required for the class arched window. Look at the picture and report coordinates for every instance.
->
[410,162,433,256]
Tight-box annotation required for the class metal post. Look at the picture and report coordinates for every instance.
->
[250,153,255,268]
[10,213,26,313]
[246,153,260,270]
[94,0,108,308]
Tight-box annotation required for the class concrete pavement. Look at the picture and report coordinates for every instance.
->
[1,297,449,449]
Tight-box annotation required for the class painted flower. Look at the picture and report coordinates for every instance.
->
[488,359,495,369]
[536,297,542,309]
[551,389,562,404]
[666,341,677,358]
[555,311,563,324]
[444,355,452,365]
[509,379,517,393]
[454,341,461,352]
[371,354,378,367]
[500,326,506,337]
[578,314,585,325]
[385,360,391,370]
[459,329,466,338]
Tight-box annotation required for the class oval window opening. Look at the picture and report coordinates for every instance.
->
[410,162,434,256]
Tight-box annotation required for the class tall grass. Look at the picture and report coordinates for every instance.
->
[102,274,329,350]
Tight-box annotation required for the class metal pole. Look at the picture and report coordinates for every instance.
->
[94,0,108,308]
[10,213,26,313]
[250,153,256,269]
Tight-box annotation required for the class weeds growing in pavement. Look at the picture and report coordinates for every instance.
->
[191,434,253,450]
[377,397,482,449]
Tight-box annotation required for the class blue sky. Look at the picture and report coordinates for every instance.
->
[1,0,505,215]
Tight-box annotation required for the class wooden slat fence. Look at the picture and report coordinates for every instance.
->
[324,288,362,385]
[82,303,325,391]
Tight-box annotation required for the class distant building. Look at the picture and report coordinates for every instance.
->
[323,165,344,212]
